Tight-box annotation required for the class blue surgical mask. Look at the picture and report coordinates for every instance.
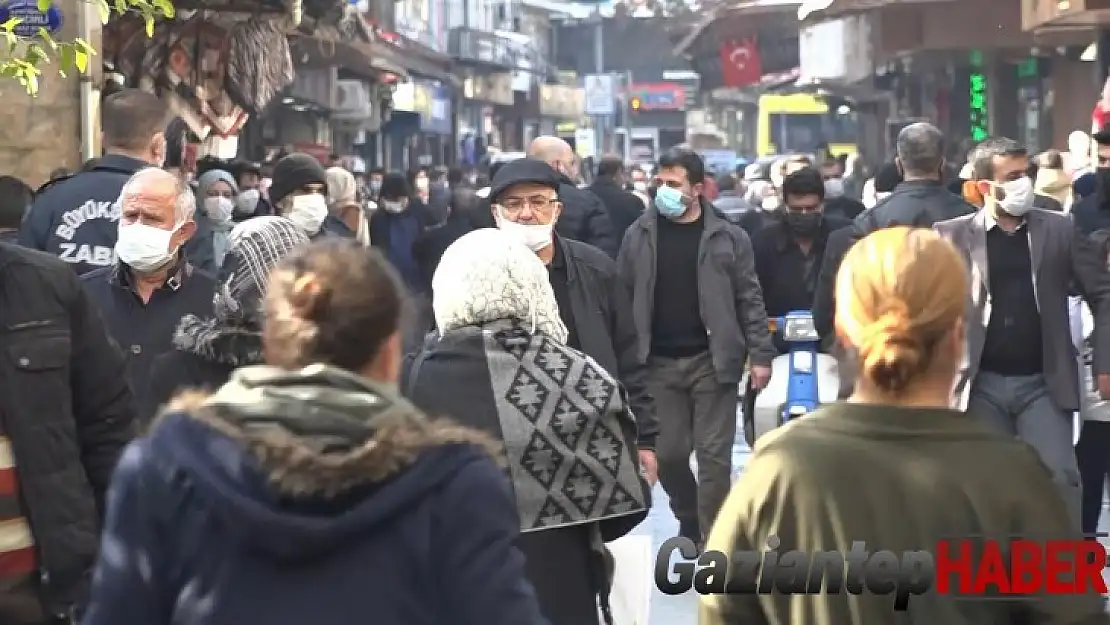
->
[654,185,687,218]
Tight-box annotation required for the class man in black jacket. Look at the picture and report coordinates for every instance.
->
[813,122,974,396]
[488,157,658,479]
[529,137,618,257]
[0,244,135,623]
[20,89,169,274]
[589,155,644,246]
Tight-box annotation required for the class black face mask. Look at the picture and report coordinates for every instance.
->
[784,211,823,237]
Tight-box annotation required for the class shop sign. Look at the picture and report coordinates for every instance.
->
[463,73,513,106]
[627,83,686,112]
[420,85,453,135]
[395,82,419,113]
[0,0,62,38]
[540,85,585,119]
[799,15,872,84]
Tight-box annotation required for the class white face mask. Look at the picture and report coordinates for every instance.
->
[993,176,1035,217]
[382,200,406,214]
[633,181,648,193]
[495,210,553,252]
[116,221,180,273]
[235,189,261,216]
[415,178,430,192]
[824,178,845,198]
[204,196,235,223]
[287,193,328,234]
[761,196,781,211]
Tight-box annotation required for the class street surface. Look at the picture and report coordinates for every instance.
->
[629,433,752,625]
[628,421,1110,624]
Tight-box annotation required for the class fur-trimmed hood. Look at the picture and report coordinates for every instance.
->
[149,364,501,560]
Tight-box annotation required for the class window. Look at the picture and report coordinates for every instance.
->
[769,114,822,154]
[769,112,858,154]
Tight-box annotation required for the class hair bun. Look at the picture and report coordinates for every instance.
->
[858,306,925,394]
[287,273,330,321]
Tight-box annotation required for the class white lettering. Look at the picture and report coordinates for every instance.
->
[53,200,119,242]
[58,243,115,266]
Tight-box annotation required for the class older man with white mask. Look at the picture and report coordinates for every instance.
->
[81,167,216,416]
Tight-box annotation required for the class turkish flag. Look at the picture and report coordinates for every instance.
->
[720,39,761,88]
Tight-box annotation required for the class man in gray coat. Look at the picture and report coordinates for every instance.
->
[934,136,1110,527]
[617,148,775,547]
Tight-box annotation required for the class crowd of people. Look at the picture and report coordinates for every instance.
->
[1,83,1110,625]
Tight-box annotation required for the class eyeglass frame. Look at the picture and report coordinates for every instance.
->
[494,194,562,220]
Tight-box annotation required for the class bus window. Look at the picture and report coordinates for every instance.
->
[826,112,860,146]
[770,113,824,154]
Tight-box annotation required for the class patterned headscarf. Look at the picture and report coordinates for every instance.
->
[214,216,310,325]
[432,228,568,343]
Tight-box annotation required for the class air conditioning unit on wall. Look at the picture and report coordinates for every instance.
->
[335,80,373,121]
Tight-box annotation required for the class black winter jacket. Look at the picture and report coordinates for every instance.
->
[812,180,975,338]
[556,236,657,449]
[588,179,643,248]
[0,243,135,618]
[554,178,618,258]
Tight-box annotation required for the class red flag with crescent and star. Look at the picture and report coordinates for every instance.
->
[720,38,761,88]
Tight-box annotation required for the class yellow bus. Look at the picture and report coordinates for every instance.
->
[756,93,859,159]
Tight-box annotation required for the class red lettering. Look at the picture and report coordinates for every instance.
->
[934,540,973,594]
[1009,540,1042,593]
[971,541,1010,594]
[1073,541,1108,594]
[1044,541,1071,593]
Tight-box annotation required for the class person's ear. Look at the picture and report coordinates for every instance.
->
[175,219,197,244]
[975,179,993,198]
[691,182,704,197]
[150,132,167,163]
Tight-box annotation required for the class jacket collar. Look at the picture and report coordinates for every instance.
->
[636,196,730,235]
[95,153,152,175]
[110,253,190,292]
[161,364,502,497]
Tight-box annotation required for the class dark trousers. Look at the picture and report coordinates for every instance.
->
[648,351,737,535]
[1077,421,1110,535]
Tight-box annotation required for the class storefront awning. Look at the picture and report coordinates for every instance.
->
[673,0,801,56]
[798,0,951,22]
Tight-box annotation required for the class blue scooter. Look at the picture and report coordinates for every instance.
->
[742,310,839,446]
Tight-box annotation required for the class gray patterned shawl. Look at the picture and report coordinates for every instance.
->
[481,320,646,532]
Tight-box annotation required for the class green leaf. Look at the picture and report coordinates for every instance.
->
[74,49,87,72]
[35,0,49,12]
[144,16,153,37]
[95,0,110,24]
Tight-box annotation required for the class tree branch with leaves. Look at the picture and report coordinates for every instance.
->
[0,0,175,95]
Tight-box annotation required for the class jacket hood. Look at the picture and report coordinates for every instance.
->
[152,364,501,561]
[1035,168,1072,203]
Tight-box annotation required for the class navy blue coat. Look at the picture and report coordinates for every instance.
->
[20,154,149,274]
[80,411,550,625]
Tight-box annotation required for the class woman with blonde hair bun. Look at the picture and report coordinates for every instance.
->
[700,227,1102,625]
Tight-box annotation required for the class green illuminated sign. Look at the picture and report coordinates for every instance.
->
[969,50,988,142]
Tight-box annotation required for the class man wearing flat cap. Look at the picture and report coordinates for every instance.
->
[485,157,658,479]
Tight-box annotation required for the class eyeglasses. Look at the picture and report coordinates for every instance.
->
[497,196,560,218]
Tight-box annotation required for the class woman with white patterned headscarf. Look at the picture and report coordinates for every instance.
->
[145,216,309,421]
[326,166,371,246]
[402,228,649,625]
